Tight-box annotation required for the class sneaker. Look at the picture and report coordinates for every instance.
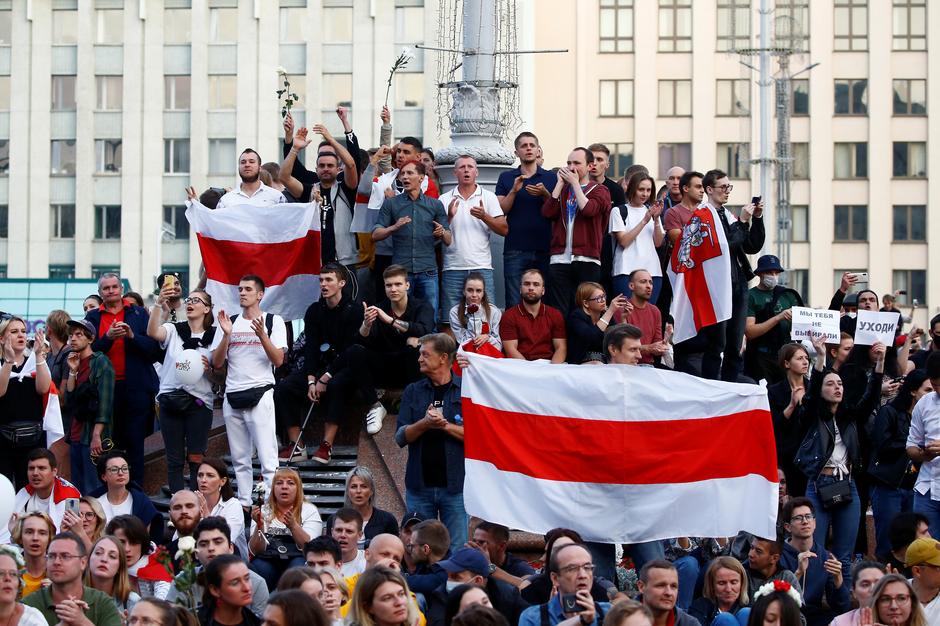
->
[278,441,307,461]
[311,440,333,464]
[365,402,387,435]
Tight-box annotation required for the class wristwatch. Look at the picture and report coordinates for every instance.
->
[488,563,497,574]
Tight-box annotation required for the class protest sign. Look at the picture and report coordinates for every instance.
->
[790,307,840,342]
[855,310,900,346]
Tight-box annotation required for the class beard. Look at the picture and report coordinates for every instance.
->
[521,292,541,305]
[240,171,260,184]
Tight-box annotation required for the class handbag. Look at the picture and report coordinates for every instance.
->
[258,531,303,561]
[159,389,201,414]
[226,385,273,410]
[0,420,44,449]
[816,476,853,509]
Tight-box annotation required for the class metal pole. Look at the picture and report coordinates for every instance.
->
[759,0,771,242]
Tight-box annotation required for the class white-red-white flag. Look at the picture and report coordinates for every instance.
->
[460,354,778,543]
[186,201,321,321]
[14,351,64,447]
[667,205,733,344]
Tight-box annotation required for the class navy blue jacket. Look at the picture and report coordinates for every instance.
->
[90,483,166,546]
[85,303,159,394]
[780,541,850,626]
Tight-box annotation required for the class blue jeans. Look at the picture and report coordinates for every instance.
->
[627,541,665,576]
[674,555,700,610]
[249,555,306,592]
[914,490,940,540]
[806,475,860,578]
[406,487,468,554]
[441,269,495,323]
[712,609,750,626]
[503,250,550,308]
[870,484,914,556]
[584,542,616,582]
[408,271,440,326]
[70,442,99,495]
[612,275,663,305]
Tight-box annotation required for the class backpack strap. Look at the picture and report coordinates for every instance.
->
[265,313,274,337]
[540,604,550,626]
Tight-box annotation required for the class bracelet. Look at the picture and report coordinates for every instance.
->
[69,372,78,377]
[36,360,47,366]
[307,380,317,387]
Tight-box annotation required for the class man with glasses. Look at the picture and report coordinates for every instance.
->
[519,543,610,626]
[702,169,764,383]
[905,537,940,622]
[22,531,122,626]
[778,497,851,626]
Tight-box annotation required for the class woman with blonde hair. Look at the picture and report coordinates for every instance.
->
[60,495,106,553]
[566,281,630,364]
[328,466,398,547]
[0,316,51,489]
[349,566,419,626]
[603,599,653,626]
[11,512,55,598]
[318,567,350,626]
[0,544,47,625]
[689,557,751,626]
[248,467,322,590]
[867,574,926,626]
[84,535,140,615]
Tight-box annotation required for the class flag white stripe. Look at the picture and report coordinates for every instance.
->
[205,275,320,323]
[185,201,319,243]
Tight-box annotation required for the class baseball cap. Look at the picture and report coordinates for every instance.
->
[437,547,489,577]
[401,511,424,529]
[66,318,96,339]
[904,537,940,567]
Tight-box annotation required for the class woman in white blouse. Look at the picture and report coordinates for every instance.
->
[609,172,665,302]
[448,273,502,351]
[195,457,248,559]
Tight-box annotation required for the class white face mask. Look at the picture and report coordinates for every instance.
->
[445,580,462,592]
[761,274,778,289]
[846,311,857,319]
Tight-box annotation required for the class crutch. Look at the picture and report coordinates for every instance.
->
[287,402,317,463]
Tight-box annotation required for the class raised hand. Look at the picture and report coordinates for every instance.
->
[312,123,333,142]
[283,112,294,142]
[525,182,548,198]
[250,316,267,339]
[394,216,412,230]
[185,186,198,201]
[380,105,391,125]
[217,310,233,336]
[292,127,312,151]
[469,202,486,220]
[448,197,460,220]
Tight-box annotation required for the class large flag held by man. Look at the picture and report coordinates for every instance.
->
[461,354,778,543]
[186,201,321,321]
[667,204,733,344]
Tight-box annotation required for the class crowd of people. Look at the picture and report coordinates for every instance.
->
[0,102,939,626]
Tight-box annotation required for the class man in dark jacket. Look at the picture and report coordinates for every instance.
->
[84,273,159,482]
[435,548,529,626]
[702,169,765,383]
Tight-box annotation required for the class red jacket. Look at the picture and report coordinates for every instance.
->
[541,183,610,258]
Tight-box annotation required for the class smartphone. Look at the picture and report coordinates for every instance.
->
[560,593,580,613]
[209,187,225,195]
[751,196,761,204]
[162,274,175,290]
[64,498,80,516]
[849,272,869,283]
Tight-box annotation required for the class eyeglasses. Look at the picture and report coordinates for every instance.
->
[184,297,209,306]
[877,594,911,606]
[559,563,595,575]
[0,570,18,581]
[587,295,607,303]
[714,184,733,192]
[106,465,130,475]
[790,514,815,523]
[46,553,82,562]
[80,511,98,520]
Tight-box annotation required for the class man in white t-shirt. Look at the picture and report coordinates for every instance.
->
[217,148,287,209]
[905,537,940,623]
[10,449,81,537]
[212,274,288,506]
[332,507,367,577]
[439,155,507,321]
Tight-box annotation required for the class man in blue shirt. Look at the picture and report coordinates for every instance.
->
[374,161,450,324]
[519,543,611,626]
[496,132,557,307]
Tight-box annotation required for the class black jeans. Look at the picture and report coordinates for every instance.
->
[0,426,44,491]
[112,381,156,483]
[274,370,311,441]
[674,322,726,380]
[158,393,212,492]
[331,344,421,407]
[721,280,749,382]
[547,261,601,317]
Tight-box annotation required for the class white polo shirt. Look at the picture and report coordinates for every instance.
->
[440,184,504,271]
[217,182,287,209]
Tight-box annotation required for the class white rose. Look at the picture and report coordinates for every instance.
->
[400,47,415,63]
[276,66,288,75]
[177,536,196,552]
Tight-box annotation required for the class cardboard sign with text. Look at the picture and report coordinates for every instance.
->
[854,310,900,346]
[790,307,840,342]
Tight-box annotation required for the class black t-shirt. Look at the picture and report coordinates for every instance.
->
[0,360,43,425]
[305,181,357,265]
[421,383,449,488]
[602,177,626,207]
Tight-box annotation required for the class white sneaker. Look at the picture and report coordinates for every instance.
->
[365,402,387,435]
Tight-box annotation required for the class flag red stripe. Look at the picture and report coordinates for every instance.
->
[197,231,321,287]
[685,266,718,330]
[462,398,778,485]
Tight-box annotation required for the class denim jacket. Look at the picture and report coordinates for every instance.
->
[395,375,464,493]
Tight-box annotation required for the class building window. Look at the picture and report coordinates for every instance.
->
[394,7,424,43]
[774,0,810,51]
[164,9,192,44]
[165,76,191,110]
[0,140,8,175]
[164,139,190,174]
[892,270,926,306]
[834,205,867,242]
[893,142,927,178]
[0,205,7,238]
[716,143,750,178]
[791,78,809,115]
[95,9,123,44]
[95,139,122,174]
[48,265,75,279]
[0,11,10,45]
[599,0,634,53]
[279,7,306,43]
[893,79,926,115]
[208,75,237,110]
[893,205,926,241]
[0,76,8,111]
[94,205,121,240]
[51,75,76,111]
[787,269,809,303]
[209,8,238,43]
[50,204,76,239]
[52,10,77,45]
[322,8,353,43]
[392,74,419,110]
[658,0,692,52]
[208,139,236,175]
[789,143,809,179]
[892,0,926,51]
[658,143,692,179]
[791,205,808,241]
[599,80,633,117]
[603,143,635,180]
[658,80,691,116]
[716,79,750,116]
[834,79,867,115]
[96,76,122,110]
[833,0,867,51]
[91,265,120,279]
[163,205,190,240]
[717,0,750,51]
[51,140,76,176]
[834,142,868,178]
